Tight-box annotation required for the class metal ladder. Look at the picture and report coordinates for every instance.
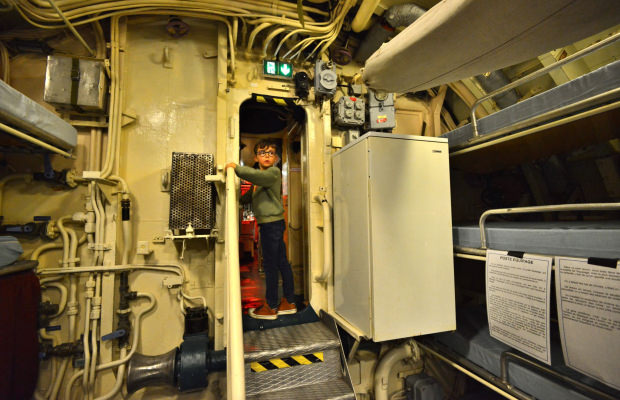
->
[243,311,356,399]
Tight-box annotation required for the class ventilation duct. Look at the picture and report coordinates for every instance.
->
[354,3,426,63]
[475,70,520,109]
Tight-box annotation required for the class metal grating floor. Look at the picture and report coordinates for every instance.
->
[168,152,215,230]
[245,348,344,396]
[246,377,356,400]
[243,321,341,362]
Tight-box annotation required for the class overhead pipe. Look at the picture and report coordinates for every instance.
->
[384,3,426,27]
[354,22,394,63]
[351,0,381,32]
[45,0,95,56]
[355,3,426,63]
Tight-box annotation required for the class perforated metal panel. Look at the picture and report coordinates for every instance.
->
[169,152,215,230]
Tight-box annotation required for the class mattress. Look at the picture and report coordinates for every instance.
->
[0,236,22,268]
[0,80,77,150]
[431,306,620,400]
[443,60,620,149]
[453,221,620,259]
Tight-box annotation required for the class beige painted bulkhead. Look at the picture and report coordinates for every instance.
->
[3,15,337,398]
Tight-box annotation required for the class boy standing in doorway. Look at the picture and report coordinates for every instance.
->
[226,139,297,319]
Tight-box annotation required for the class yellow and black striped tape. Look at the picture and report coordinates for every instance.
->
[250,352,324,372]
[252,93,297,107]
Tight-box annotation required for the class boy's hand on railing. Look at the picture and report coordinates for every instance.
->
[225,162,237,170]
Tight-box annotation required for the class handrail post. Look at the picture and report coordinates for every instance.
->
[225,168,245,399]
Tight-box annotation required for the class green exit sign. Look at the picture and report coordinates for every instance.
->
[263,60,293,79]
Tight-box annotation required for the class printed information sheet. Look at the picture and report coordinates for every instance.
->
[486,250,553,364]
[555,257,620,390]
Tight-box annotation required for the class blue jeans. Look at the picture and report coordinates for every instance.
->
[259,219,295,309]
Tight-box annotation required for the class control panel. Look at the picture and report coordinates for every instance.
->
[367,89,395,130]
[334,96,365,127]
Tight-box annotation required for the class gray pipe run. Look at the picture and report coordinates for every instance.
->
[475,71,520,108]
[384,3,426,27]
[354,3,426,63]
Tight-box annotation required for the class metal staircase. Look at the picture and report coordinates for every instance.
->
[243,311,356,400]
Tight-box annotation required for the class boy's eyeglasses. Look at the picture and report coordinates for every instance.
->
[257,151,276,157]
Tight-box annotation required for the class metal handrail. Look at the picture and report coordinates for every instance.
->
[479,203,620,249]
[501,351,617,400]
[452,89,620,155]
[470,32,620,137]
[225,168,245,399]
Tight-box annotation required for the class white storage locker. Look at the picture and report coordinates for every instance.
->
[332,133,456,341]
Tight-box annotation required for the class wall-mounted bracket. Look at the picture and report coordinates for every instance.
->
[163,223,218,260]
[205,165,225,200]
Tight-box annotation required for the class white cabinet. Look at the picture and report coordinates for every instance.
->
[332,133,456,341]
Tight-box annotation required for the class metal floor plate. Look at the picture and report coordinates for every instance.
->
[246,348,343,395]
[244,321,340,361]
[246,377,355,400]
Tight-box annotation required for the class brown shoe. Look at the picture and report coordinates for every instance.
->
[249,303,277,320]
[277,297,297,315]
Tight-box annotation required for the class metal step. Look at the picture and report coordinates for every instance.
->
[245,348,343,395]
[243,321,340,361]
[246,377,356,400]
[243,316,356,399]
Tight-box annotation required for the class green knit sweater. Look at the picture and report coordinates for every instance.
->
[235,165,284,224]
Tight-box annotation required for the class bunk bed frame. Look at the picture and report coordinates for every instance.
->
[434,33,620,400]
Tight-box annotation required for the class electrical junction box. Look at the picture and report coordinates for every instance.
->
[334,96,365,127]
[367,89,394,108]
[367,89,395,130]
[314,60,337,97]
[44,55,107,112]
[332,133,456,341]
[368,107,395,130]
